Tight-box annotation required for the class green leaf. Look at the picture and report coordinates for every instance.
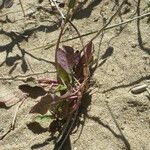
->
[56,48,70,83]
[68,0,76,9]
[55,84,67,92]
[34,115,52,123]
[57,63,70,84]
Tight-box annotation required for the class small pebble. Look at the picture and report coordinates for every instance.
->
[131,43,137,48]
[121,127,124,130]
[131,84,148,94]
[106,95,110,99]
[122,106,128,111]
[123,120,127,124]
[74,147,78,150]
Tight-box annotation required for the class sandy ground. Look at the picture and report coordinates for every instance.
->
[0,0,150,149]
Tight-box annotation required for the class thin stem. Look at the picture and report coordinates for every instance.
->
[35,11,150,51]
[55,9,70,54]
[68,20,84,48]
[57,107,79,150]
[91,0,125,42]
[11,95,28,129]
[55,8,71,73]
[0,71,56,81]
[19,0,26,17]
[51,0,65,19]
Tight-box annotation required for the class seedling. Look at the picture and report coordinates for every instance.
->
[0,20,94,149]
[30,42,93,116]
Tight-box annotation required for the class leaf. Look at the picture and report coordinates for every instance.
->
[68,0,76,8]
[55,84,67,92]
[75,42,93,81]
[57,48,70,73]
[30,94,60,115]
[34,115,52,123]
[84,41,93,63]
[57,64,70,84]
[55,100,70,118]
[74,50,80,65]
[56,48,70,83]
[75,57,84,81]
[63,45,75,68]
[60,88,74,99]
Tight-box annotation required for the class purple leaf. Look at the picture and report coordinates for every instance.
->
[75,42,93,81]
[60,88,74,99]
[84,41,93,62]
[75,60,84,82]
[63,45,75,68]
[74,50,80,65]
[56,48,70,73]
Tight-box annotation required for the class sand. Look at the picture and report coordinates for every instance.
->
[0,0,150,149]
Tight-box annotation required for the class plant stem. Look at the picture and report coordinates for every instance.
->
[91,0,125,42]
[55,9,70,55]
[0,71,56,81]
[57,107,79,150]
[68,20,84,48]
[29,11,150,51]
[19,0,25,17]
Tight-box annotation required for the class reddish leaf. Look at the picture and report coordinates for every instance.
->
[75,55,84,82]
[74,50,80,65]
[56,48,71,84]
[75,42,93,81]
[56,48,70,73]
[30,94,60,115]
[63,45,75,68]
[84,41,93,61]
[60,88,74,99]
